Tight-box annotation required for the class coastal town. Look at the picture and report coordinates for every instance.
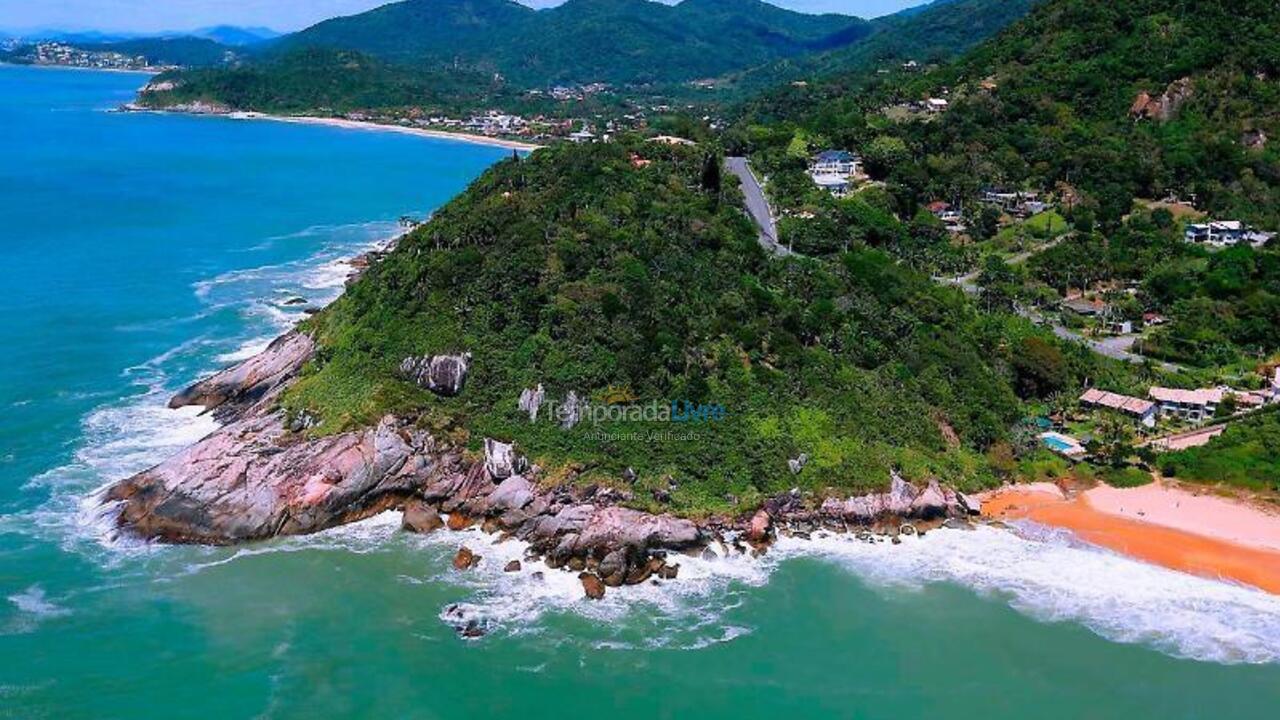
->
[4,41,172,71]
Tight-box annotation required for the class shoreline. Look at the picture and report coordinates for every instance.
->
[231,113,544,152]
[982,482,1280,594]
[123,104,544,152]
[0,61,160,76]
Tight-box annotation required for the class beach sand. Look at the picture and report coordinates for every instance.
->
[982,482,1280,594]
[228,112,543,152]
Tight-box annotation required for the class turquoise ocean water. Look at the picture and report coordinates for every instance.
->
[2,64,1280,719]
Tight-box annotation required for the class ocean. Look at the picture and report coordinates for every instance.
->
[1,64,1279,720]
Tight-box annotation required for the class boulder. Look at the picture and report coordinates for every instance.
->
[746,509,772,544]
[788,453,809,475]
[453,546,481,571]
[483,438,525,480]
[579,572,606,600]
[168,331,315,419]
[398,353,471,397]
[909,480,949,519]
[957,492,982,516]
[599,548,630,587]
[482,474,534,514]
[402,500,443,534]
[446,513,475,531]
[559,391,586,430]
[504,560,522,573]
[518,385,545,422]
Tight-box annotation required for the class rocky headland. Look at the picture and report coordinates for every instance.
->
[103,298,983,609]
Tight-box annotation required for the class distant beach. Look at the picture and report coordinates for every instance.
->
[227,111,543,152]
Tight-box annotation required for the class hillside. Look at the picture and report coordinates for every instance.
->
[136,48,504,115]
[272,137,1131,515]
[729,0,1040,94]
[78,36,237,67]
[267,0,870,85]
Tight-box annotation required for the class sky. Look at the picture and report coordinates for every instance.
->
[0,0,928,34]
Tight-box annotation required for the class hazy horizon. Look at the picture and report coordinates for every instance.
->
[0,0,929,35]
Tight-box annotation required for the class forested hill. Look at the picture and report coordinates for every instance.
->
[268,0,872,85]
[280,138,1122,511]
[729,0,1040,93]
[739,0,1280,228]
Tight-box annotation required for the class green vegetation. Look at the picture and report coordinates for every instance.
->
[280,139,1120,515]
[1161,408,1280,491]
[270,0,871,86]
[80,37,236,67]
[138,49,505,115]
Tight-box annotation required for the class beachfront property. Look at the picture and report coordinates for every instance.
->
[1184,220,1275,249]
[568,128,597,144]
[1079,388,1157,427]
[1149,387,1225,423]
[809,150,862,197]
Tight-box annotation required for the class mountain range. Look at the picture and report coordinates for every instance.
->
[265,0,874,85]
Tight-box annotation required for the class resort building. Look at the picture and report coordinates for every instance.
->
[1080,389,1157,427]
[1079,388,1157,427]
[1148,387,1225,423]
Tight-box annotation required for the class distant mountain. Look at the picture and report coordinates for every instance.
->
[192,26,281,46]
[729,0,1040,92]
[268,0,871,85]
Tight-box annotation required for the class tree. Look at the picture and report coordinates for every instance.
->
[700,153,722,198]
[1010,336,1068,398]
[863,136,910,179]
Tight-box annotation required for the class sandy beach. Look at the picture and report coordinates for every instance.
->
[227,112,544,152]
[982,481,1280,594]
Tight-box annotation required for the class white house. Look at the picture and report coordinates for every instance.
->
[811,150,860,177]
[1185,220,1275,249]
[810,173,851,197]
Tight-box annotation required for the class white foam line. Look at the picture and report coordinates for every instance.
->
[170,516,1280,664]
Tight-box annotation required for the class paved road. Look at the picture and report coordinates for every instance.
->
[1022,309,1186,372]
[725,157,790,257]
[936,234,1070,295]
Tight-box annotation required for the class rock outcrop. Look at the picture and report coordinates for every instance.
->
[518,385,545,421]
[818,474,970,525]
[106,414,435,544]
[397,353,471,397]
[168,331,314,420]
[1129,77,1193,122]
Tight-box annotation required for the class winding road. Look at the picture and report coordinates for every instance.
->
[725,157,790,257]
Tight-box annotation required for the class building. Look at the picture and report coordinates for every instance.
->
[1184,220,1275,249]
[925,97,949,113]
[648,135,696,146]
[1080,389,1157,427]
[568,128,597,144]
[1148,387,1225,423]
[1062,297,1107,317]
[810,173,851,197]
[811,150,860,177]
